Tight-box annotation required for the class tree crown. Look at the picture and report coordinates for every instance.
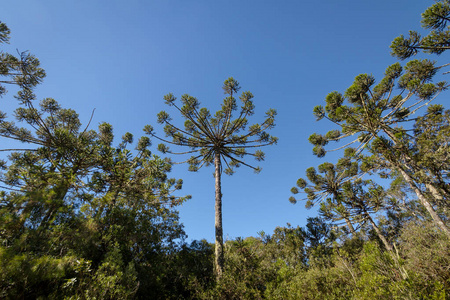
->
[148,77,278,175]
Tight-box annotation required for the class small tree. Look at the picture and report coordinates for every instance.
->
[290,159,396,252]
[290,159,359,234]
[146,77,278,277]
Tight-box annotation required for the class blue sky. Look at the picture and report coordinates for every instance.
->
[2,1,433,242]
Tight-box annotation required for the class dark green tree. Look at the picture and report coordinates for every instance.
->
[391,0,450,59]
[0,98,189,298]
[147,77,278,278]
[0,21,190,299]
[265,224,307,268]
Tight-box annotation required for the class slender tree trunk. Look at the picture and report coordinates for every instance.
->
[382,129,450,236]
[344,217,356,234]
[426,183,445,203]
[333,191,356,234]
[214,152,224,278]
[365,212,408,279]
[396,165,450,237]
[427,182,450,216]
[365,213,393,252]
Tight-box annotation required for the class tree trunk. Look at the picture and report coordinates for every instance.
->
[344,217,356,234]
[397,165,450,237]
[426,183,445,203]
[214,152,224,278]
[365,213,393,252]
[333,191,356,234]
[426,183,450,216]
[382,129,450,236]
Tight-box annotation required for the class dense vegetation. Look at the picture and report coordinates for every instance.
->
[0,1,449,299]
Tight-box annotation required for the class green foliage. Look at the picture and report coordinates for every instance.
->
[0,21,191,299]
[191,224,307,299]
[290,160,386,238]
[190,220,450,300]
[63,246,139,300]
[0,23,45,99]
[1,2,450,297]
[0,102,189,298]
[151,77,278,175]
[391,0,450,59]
[400,222,450,291]
[303,56,450,236]
[413,105,450,210]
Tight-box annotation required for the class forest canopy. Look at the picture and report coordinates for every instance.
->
[1,0,449,299]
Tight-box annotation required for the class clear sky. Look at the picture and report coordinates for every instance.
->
[2,1,433,242]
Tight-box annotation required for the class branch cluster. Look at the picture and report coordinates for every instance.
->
[148,77,278,175]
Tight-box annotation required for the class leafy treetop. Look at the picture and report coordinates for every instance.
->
[146,77,278,175]
[391,0,450,59]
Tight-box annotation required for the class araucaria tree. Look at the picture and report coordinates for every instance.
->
[296,0,450,237]
[0,20,192,298]
[147,77,278,278]
[303,61,450,236]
